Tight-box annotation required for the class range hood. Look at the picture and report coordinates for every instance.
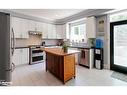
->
[28,31,42,35]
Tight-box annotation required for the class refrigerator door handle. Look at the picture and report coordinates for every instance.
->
[11,28,15,56]
[11,62,15,72]
[11,28,16,72]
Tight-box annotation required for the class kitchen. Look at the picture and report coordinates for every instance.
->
[1,9,127,86]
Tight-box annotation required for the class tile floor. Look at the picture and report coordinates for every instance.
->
[11,62,127,86]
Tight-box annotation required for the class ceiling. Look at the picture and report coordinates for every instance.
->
[10,9,85,21]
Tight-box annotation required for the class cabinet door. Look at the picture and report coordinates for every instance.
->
[21,18,29,38]
[64,55,75,81]
[12,49,21,66]
[47,24,56,39]
[36,21,43,32]
[47,24,52,38]
[86,16,96,38]
[52,24,56,39]
[22,48,29,64]
[42,23,48,38]
[28,20,36,31]
[62,24,67,39]
[56,25,63,39]
[11,17,22,38]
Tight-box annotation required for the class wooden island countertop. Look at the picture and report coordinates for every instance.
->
[40,47,80,84]
[41,47,80,56]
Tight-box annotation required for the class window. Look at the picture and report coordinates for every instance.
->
[70,24,86,43]
[74,27,79,35]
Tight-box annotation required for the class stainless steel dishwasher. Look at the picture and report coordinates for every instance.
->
[79,49,90,67]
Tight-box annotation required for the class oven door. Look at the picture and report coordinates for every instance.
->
[30,48,45,65]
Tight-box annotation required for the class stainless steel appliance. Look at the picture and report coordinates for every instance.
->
[0,12,15,86]
[79,49,90,67]
[29,45,45,65]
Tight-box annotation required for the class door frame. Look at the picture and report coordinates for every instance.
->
[110,20,127,73]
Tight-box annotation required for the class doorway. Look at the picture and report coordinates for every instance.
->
[110,20,127,73]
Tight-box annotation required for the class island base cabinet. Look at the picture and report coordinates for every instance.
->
[64,55,75,83]
[46,53,75,84]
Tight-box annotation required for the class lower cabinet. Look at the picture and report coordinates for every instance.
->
[12,48,29,66]
[46,52,75,83]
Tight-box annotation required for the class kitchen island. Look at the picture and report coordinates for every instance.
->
[41,47,80,84]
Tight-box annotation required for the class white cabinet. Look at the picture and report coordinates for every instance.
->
[56,25,63,39]
[51,24,56,39]
[42,23,48,38]
[11,17,22,38]
[12,49,21,66]
[42,23,64,39]
[47,24,56,39]
[28,20,44,32]
[56,24,66,39]
[11,16,66,39]
[36,21,43,31]
[11,17,29,38]
[28,20,37,31]
[62,24,67,39]
[21,18,29,38]
[13,48,29,66]
[86,16,96,38]
[22,48,29,65]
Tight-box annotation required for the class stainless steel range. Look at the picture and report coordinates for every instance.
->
[29,45,45,65]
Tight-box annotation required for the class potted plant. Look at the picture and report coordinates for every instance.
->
[88,38,95,48]
[62,42,68,53]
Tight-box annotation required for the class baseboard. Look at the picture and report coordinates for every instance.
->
[103,63,110,69]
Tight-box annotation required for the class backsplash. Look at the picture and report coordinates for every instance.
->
[42,39,60,46]
[15,35,60,47]
[15,35,42,47]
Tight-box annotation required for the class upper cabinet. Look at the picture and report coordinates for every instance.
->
[28,20,37,31]
[28,20,43,32]
[11,17,29,38]
[47,24,56,39]
[42,23,57,39]
[21,18,29,38]
[42,23,48,38]
[86,16,96,38]
[11,16,66,39]
[56,24,67,39]
[56,25,63,39]
[36,21,43,32]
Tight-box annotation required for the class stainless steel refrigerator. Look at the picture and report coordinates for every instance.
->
[0,12,15,86]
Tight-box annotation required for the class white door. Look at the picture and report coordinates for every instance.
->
[11,17,22,38]
[22,48,29,64]
[36,21,43,31]
[28,20,36,31]
[47,24,52,38]
[12,49,21,66]
[42,23,48,38]
[86,16,96,38]
[56,25,63,39]
[21,18,29,38]
[52,24,56,39]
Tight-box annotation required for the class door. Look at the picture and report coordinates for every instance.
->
[110,20,127,73]
[11,17,22,38]
[13,49,21,66]
[22,48,29,64]
[0,12,12,84]
[42,23,48,38]
[21,18,29,38]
